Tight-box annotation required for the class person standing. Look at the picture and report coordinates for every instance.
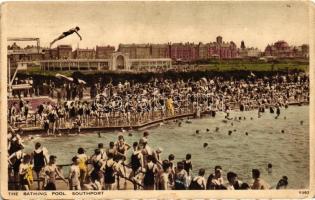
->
[157,160,171,190]
[225,171,242,190]
[8,147,25,190]
[251,169,270,190]
[174,161,188,190]
[76,148,88,188]
[152,147,163,168]
[206,165,225,189]
[8,128,24,155]
[89,149,104,188]
[101,152,118,190]
[42,155,68,190]
[130,142,143,178]
[189,168,206,190]
[69,156,81,190]
[18,154,33,190]
[32,142,49,189]
[143,155,158,190]
[183,154,192,176]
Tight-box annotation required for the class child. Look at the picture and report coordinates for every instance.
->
[19,154,33,190]
[69,156,81,190]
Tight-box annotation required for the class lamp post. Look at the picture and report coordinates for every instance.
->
[8,60,12,97]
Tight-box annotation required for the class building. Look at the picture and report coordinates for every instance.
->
[198,43,209,60]
[239,48,261,58]
[219,41,237,59]
[73,48,96,59]
[40,52,172,72]
[300,44,309,58]
[118,44,151,59]
[44,48,58,60]
[7,43,45,67]
[264,41,309,58]
[170,42,199,62]
[57,45,72,59]
[151,44,170,58]
[196,37,238,60]
[95,45,115,59]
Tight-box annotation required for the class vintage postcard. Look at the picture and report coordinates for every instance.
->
[0,1,314,199]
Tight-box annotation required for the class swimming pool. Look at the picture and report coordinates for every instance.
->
[23,105,309,189]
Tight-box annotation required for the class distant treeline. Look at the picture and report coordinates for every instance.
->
[17,69,305,88]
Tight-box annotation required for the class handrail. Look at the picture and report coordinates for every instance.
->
[9,99,309,131]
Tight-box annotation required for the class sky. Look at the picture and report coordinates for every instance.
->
[2,1,311,50]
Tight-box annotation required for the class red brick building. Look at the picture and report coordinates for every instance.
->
[169,42,199,62]
[117,37,239,62]
[264,41,309,58]
[197,36,238,60]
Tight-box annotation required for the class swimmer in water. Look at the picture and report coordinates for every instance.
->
[267,163,272,173]
[196,130,200,134]
[245,132,248,136]
[98,131,101,138]
[203,143,208,148]
[276,176,288,189]
[281,130,285,133]
[206,129,210,132]
[276,106,281,117]
[178,122,182,127]
[228,130,232,135]
[300,120,304,125]
[215,127,220,132]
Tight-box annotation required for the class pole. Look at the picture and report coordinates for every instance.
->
[8,60,12,97]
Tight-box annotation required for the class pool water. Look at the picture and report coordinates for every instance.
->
[23,105,309,189]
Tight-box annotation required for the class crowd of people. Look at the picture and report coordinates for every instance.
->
[8,130,289,191]
[8,73,309,135]
[7,72,307,190]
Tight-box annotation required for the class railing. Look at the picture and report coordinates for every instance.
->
[9,95,309,132]
[9,104,196,131]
